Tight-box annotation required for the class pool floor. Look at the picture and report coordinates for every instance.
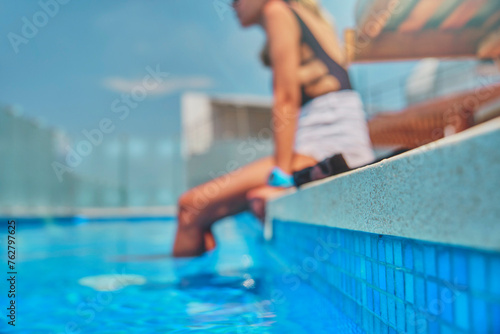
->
[1,213,364,333]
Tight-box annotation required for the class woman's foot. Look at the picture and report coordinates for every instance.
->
[247,185,287,222]
[204,229,216,252]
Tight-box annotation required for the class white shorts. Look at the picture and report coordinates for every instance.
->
[294,90,375,168]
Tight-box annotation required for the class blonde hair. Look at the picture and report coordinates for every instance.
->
[260,0,336,66]
[293,0,330,22]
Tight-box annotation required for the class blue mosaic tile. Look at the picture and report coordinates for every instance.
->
[330,229,339,245]
[393,240,403,267]
[404,272,414,304]
[332,250,340,266]
[438,250,451,281]
[373,316,381,334]
[360,258,366,280]
[355,256,361,277]
[378,238,386,262]
[469,253,486,293]
[387,268,395,296]
[426,280,439,315]
[363,309,372,331]
[367,312,375,333]
[359,235,365,255]
[416,313,428,334]
[371,236,378,259]
[373,290,381,316]
[380,293,388,320]
[365,235,371,257]
[404,243,414,270]
[345,233,353,249]
[331,269,339,288]
[341,254,348,274]
[356,280,362,304]
[340,272,346,291]
[349,254,360,274]
[362,283,368,307]
[385,240,394,265]
[339,232,346,248]
[372,261,379,286]
[439,285,454,324]
[366,259,373,284]
[453,250,468,288]
[395,270,405,300]
[424,246,437,277]
[490,257,500,296]
[388,297,396,327]
[354,235,360,253]
[413,245,424,274]
[379,321,389,334]
[427,319,440,334]
[379,264,387,291]
[367,286,374,311]
[407,311,427,333]
[471,297,488,333]
[454,291,469,331]
[355,300,363,325]
[351,277,357,297]
[492,304,500,334]
[405,307,416,334]
[414,276,426,310]
[273,221,499,334]
[348,253,355,273]
[396,300,405,332]
[440,324,454,334]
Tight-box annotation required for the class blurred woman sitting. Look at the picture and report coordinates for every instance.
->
[173,0,374,257]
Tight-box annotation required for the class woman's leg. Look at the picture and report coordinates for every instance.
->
[247,185,286,223]
[173,154,317,257]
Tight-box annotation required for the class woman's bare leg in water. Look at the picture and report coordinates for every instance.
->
[173,154,316,257]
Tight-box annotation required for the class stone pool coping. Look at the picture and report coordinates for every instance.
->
[266,118,500,252]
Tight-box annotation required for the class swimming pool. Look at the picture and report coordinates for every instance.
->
[1,214,364,333]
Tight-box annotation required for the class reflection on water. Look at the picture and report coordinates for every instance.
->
[2,213,364,333]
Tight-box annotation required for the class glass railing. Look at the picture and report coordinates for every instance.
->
[0,106,186,212]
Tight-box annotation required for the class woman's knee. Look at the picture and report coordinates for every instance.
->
[246,186,267,202]
[177,191,201,227]
[178,191,193,210]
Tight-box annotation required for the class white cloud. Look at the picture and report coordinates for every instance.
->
[102,76,215,96]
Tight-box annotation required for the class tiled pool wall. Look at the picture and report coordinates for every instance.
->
[272,220,500,334]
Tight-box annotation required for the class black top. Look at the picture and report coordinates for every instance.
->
[287,6,352,106]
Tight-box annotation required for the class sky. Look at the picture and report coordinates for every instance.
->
[0,0,414,140]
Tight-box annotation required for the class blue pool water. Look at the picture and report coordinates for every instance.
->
[1,214,364,333]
